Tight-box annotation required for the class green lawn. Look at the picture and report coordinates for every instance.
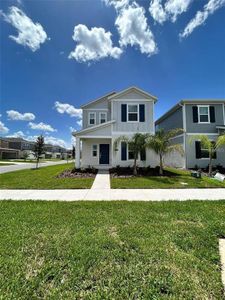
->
[0,201,225,299]
[0,163,94,189]
[111,167,225,189]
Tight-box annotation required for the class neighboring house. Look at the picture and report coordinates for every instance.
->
[44,144,68,159]
[2,137,35,159]
[156,100,225,168]
[0,138,20,159]
[73,86,158,169]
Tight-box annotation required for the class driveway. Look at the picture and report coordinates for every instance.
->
[0,160,73,174]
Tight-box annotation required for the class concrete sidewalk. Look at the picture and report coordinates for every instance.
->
[90,170,110,190]
[0,188,225,201]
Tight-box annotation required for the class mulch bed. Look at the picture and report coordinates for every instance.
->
[57,168,97,178]
[110,167,178,178]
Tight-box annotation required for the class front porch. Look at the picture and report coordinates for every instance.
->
[76,137,112,169]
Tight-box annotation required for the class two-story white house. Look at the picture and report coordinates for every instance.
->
[73,87,158,169]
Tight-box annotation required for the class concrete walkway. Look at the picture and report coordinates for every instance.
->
[0,160,72,174]
[0,188,225,201]
[219,239,225,292]
[90,170,110,190]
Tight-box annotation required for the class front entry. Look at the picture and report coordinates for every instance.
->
[99,144,110,164]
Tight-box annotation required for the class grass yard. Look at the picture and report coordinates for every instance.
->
[0,201,225,299]
[111,167,225,189]
[0,163,94,189]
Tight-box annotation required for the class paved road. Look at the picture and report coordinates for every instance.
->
[0,160,73,174]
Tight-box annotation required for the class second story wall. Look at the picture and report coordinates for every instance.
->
[112,99,154,133]
[185,103,224,133]
[82,98,111,129]
[157,106,183,132]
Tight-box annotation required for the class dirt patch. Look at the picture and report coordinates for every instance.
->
[57,168,97,178]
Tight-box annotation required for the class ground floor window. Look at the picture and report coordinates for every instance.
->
[92,144,97,157]
[128,145,135,160]
[195,141,217,159]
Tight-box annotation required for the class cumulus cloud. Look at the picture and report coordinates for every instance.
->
[103,0,130,10]
[149,0,192,24]
[115,2,157,56]
[7,110,35,121]
[76,119,82,127]
[28,122,56,132]
[6,130,25,138]
[54,101,82,118]
[68,24,122,63]
[180,0,225,38]
[44,136,67,148]
[0,121,9,134]
[1,6,49,51]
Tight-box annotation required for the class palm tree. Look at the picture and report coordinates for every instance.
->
[190,134,225,176]
[114,133,148,175]
[146,128,184,175]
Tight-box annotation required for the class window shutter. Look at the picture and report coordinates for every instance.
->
[192,106,198,123]
[121,104,127,122]
[121,142,127,161]
[139,104,145,122]
[140,148,146,161]
[210,106,215,123]
[195,141,201,159]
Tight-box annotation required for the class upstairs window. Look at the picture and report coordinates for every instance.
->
[198,106,210,123]
[100,112,107,124]
[89,112,96,125]
[92,144,97,157]
[128,104,138,122]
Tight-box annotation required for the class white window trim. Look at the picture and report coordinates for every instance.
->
[88,112,96,126]
[127,144,139,161]
[196,139,216,160]
[198,105,210,124]
[127,104,139,123]
[92,144,98,157]
[99,112,107,124]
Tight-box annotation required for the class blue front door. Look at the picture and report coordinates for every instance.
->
[99,144,109,164]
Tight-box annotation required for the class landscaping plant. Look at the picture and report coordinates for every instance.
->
[146,128,184,175]
[33,135,45,169]
[114,133,148,175]
[190,134,225,176]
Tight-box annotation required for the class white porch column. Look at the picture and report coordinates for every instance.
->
[75,137,80,168]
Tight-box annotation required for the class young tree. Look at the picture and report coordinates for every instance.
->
[114,133,148,175]
[33,135,45,169]
[190,134,225,176]
[146,128,184,175]
[23,151,29,161]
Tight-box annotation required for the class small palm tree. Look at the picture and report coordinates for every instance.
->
[146,128,184,175]
[114,133,148,175]
[190,134,225,176]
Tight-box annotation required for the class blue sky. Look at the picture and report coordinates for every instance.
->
[1,0,225,148]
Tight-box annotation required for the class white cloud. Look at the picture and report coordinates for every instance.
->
[69,126,76,132]
[44,136,67,148]
[76,119,82,127]
[180,0,225,38]
[28,122,56,132]
[149,0,167,24]
[1,6,49,51]
[149,0,192,24]
[68,24,122,63]
[6,130,25,138]
[7,110,35,121]
[103,0,130,10]
[54,101,82,118]
[115,2,157,56]
[0,121,9,134]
